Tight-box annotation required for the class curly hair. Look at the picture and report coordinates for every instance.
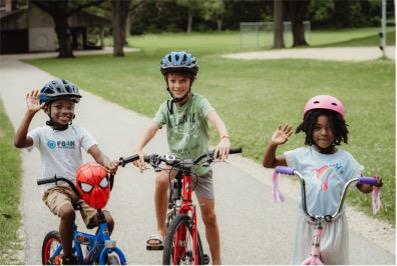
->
[296,109,349,146]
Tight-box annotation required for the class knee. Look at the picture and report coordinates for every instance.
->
[202,211,217,228]
[106,215,115,232]
[59,205,75,221]
[155,173,169,191]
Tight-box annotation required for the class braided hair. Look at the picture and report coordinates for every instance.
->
[296,109,349,146]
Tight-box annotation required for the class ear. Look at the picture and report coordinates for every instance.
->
[43,104,50,114]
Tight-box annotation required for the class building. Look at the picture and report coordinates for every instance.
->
[0,0,109,54]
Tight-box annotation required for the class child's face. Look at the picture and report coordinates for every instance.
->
[167,73,191,99]
[45,99,75,125]
[312,115,335,151]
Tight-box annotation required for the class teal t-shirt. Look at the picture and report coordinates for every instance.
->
[153,92,215,175]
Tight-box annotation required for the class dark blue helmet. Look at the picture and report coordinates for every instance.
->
[160,51,199,75]
[39,79,82,105]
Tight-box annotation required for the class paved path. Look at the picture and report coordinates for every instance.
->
[0,49,395,264]
[223,46,395,61]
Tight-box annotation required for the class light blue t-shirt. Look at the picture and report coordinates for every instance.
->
[284,146,363,216]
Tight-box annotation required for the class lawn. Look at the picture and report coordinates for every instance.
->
[0,100,22,264]
[25,28,395,224]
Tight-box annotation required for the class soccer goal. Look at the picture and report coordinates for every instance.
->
[239,21,311,49]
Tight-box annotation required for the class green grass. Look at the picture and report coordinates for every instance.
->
[25,29,395,224]
[105,27,395,52]
[0,100,22,264]
[315,29,396,47]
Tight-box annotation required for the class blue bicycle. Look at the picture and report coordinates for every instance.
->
[38,175,127,265]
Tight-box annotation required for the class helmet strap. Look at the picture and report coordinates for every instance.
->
[166,88,191,115]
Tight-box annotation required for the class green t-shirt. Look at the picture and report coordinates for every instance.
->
[153,92,215,175]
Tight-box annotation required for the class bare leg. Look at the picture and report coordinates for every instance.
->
[58,203,76,257]
[154,170,169,239]
[198,198,221,265]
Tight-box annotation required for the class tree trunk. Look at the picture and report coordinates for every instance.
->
[217,17,223,31]
[285,0,309,47]
[273,0,285,49]
[53,15,74,58]
[291,21,307,47]
[187,11,193,33]
[112,0,130,57]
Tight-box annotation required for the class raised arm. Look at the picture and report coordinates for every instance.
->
[262,124,293,168]
[207,110,230,161]
[14,90,44,148]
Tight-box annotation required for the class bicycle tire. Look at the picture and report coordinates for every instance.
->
[163,215,204,265]
[166,207,177,228]
[106,254,121,265]
[42,231,62,265]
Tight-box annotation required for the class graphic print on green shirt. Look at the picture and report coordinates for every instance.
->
[154,93,215,175]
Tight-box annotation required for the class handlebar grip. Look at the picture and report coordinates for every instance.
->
[358,176,382,187]
[119,154,140,167]
[37,178,56,186]
[275,166,295,175]
[229,147,242,154]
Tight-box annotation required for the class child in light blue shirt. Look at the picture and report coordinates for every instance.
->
[262,95,377,264]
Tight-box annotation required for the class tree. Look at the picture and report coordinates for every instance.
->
[31,0,105,58]
[273,0,285,49]
[201,0,225,31]
[285,0,310,47]
[111,0,131,57]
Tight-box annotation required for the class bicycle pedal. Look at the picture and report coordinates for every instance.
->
[203,254,210,264]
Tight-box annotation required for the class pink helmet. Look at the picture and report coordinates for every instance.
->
[303,95,345,118]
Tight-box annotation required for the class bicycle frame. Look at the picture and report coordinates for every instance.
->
[119,148,242,265]
[273,166,381,265]
[48,225,126,264]
[173,173,200,264]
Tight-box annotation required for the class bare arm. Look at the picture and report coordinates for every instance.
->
[14,90,44,148]
[88,144,119,175]
[207,110,230,160]
[262,124,293,168]
[133,121,161,172]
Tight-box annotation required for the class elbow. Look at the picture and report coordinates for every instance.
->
[262,160,274,168]
[14,138,28,149]
[14,140,23,149]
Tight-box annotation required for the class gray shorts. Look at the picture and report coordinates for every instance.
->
[191,170,214,200]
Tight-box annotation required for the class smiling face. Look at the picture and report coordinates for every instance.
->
[312,115,336,153]
[45,99,76,125]
[166,72,192,99]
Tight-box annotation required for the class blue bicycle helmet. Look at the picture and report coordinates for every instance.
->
[39,79,82,105]
[160,51,199,75]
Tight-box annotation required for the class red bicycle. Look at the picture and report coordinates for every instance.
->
[136,147,242,265]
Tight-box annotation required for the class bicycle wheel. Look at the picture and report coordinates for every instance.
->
[166,207,177,228]
[163,215,204,265]
[42,231,62,265]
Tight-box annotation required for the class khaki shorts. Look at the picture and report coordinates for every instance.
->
[42,186,110,229]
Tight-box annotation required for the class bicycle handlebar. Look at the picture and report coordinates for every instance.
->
[37,176,81,197]
[274,166,382,221]
[118,154,140,167]
[275,166,382,187]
